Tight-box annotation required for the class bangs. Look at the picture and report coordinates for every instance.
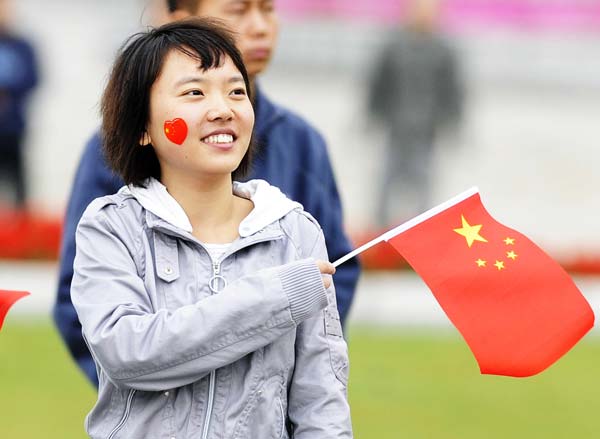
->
[175,44,226,72]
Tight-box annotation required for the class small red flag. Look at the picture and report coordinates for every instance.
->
[384,189,594,377]
[0,290,30,330]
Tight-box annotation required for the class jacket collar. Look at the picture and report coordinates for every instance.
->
[122,178,192,232]
[121,177,301,238]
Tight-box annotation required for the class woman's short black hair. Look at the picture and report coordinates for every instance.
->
[101,18,254,187]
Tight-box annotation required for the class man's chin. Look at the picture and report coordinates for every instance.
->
[245,60,269,77]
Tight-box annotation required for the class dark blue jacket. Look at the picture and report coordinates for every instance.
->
[0,33,38,136]
[54,87,360,386]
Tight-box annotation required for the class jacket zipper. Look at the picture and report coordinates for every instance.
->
[199,235,283,438]
[107,389,136,439]
[208,259,227,293]
[202,259,221,439]
[278,397,285,439]
[202,369,217,439]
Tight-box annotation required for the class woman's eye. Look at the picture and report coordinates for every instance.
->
[186,90,203,96]
[231,88,247,96]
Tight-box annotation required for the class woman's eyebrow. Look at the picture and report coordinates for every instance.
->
[229,75,245,84]
[174,75,245,87]
[174,76,204,87]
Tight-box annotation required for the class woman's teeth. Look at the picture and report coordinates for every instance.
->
[203,134,233,144]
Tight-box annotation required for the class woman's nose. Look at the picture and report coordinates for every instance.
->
[206,97,234,121]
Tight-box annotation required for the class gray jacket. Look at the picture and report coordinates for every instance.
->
[72,179,352,438]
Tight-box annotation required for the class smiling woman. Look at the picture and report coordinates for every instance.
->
[101,18,254,187]
[71,17,352,439]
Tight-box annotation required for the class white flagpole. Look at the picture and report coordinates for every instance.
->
[332,187,479,268]
[332,233,387,268]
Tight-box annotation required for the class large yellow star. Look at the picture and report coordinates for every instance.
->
[453,215,488,248]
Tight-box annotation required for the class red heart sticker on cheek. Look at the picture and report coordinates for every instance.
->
[164,118,188,145]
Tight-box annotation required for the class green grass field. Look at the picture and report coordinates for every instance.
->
[1,318,598,438]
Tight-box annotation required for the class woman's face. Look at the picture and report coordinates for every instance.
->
[144,49,254,182]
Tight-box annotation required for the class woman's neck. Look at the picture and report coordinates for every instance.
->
[160,173,252,243]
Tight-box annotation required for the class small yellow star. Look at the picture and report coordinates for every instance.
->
[504,237,515,245]
[494,260,505,270]
[454,215,488,248]
[506,251,517,260]
[475,259,487,267]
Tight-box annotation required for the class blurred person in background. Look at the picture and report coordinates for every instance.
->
[0,0,38,208]
[367,0,462,227]
[54,0,360,387]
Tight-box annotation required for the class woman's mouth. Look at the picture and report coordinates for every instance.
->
[202,133,234,144]
[201,132,236,150]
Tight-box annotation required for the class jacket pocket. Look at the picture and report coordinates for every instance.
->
[324,289,350,386]
[154,232,180,283]
[153,231,211,313]
[233,375,287,439]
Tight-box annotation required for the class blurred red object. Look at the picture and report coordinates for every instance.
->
[350,229,409,271]
[561,255,600,276]
[0,207,62,259]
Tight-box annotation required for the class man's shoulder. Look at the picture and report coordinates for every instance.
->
[78,130,120,182]
[267,100,322,137]
[1,34,32,49]
[257,91,326,150]
[260,106,329,167]
[83,130,103,152]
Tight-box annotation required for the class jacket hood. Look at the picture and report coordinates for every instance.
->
[122,178,301,238]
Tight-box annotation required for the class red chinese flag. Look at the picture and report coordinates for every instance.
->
[386,189,594,377]
[0,290,30,330]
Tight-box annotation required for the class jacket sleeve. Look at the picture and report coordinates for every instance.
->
[288,225,353,438]
[71,209,329,392]
[53,132,123,386]
[301,129,360,328]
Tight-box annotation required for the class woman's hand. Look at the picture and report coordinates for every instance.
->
[315,260,336,289]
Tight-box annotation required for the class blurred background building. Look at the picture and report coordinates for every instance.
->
[2,2,600,437]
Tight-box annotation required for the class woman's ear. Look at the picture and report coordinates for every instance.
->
[139,131,152,146]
